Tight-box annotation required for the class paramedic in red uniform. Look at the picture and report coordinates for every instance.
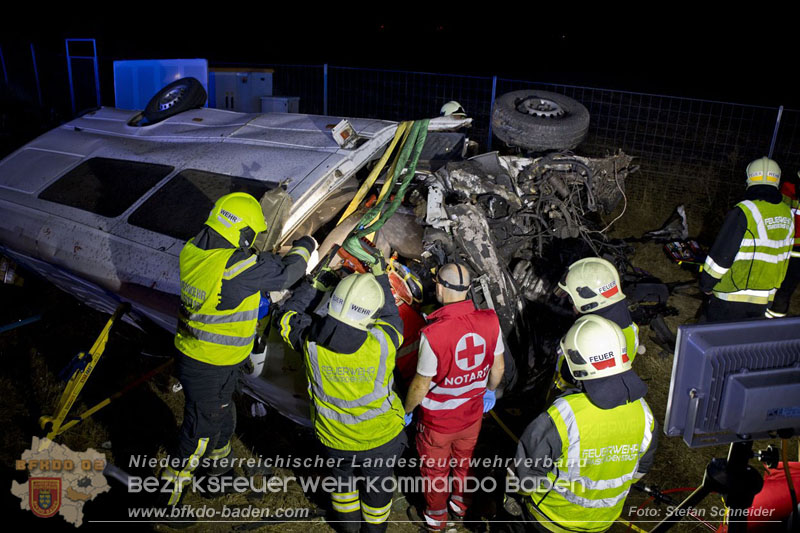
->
[767,170,800,317]
[403,263,505,531]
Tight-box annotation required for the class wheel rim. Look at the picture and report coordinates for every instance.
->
[158,86,187,111]
[516,96,565,118]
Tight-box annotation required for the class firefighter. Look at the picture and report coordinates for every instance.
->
[277,265,406,533]
[767,170,800,317]
[512,315,657,533]
[162,192,316,506]
[700,157,795,321]
[554,257,641,391]
[403,263,506,531]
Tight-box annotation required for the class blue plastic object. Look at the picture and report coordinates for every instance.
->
[258,295,271,320]
[404,413,413,427]
[483,388,496,413]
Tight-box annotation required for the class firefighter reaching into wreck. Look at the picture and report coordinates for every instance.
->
[162,192,317,506]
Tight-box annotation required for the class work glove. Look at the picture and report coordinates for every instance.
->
[311,266,338,292]
[250,401,268,418]
[404,412,414,427]
[370,249,387,276]
[483,388,496,413]
[292,235,318,255]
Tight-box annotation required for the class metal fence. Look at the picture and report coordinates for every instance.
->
[276,64,799,228]
[3,45,799,229]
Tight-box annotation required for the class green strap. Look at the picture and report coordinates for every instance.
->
[343,119,430,264]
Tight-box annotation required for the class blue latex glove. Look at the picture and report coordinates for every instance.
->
[404,412,414,427]
[483,389,496,413]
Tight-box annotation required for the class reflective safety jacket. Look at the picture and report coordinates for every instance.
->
[418,300,500,434]
[175,240,260,366]
[303,326,405,451]
[704,200,794,305]
[525,393,654,533]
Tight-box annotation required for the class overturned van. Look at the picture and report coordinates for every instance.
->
[0,90,635,424]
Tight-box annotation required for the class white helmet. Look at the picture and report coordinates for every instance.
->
[746,157,781,188]
[440,100,466,117]
[558,257,625,313]
[328,272,385,331]
[560,315,631,381]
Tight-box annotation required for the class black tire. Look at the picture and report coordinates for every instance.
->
[492,90,589,152]
[142,77,207,125]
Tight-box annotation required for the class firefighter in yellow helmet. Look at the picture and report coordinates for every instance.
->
[162,192,317,506]
[277,262,406,533]
[700,157,794,321]
[553,257,641,391]
[511,315,657,533]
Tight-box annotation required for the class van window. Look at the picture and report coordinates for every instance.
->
[128,169,275,241]
[38,157,174,217]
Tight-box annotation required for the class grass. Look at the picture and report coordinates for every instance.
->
[1,231,798,532]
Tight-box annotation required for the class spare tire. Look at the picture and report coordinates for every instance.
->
[492,90,589,152]
[142,77,207,125]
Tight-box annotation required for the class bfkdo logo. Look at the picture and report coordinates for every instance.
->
[30,478,61,518]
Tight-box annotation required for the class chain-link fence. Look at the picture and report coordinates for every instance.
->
[3,46,798,233]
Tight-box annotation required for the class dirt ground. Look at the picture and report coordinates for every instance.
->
[1,204,799,532]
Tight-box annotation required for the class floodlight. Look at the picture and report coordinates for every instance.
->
[654,317,800,532]
[665,317,800,447]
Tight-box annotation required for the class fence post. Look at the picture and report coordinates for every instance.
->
[323,63,328,116]
[91,39,101,108]
[486,75,497,150]
[768,106,783,159]
[0,45,8,85]
[65,39,102,116]
[65,40,75,114]
[30,43,42,107]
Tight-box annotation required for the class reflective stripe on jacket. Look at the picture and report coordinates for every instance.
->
[621,322,639,363]
[419,300,499,434]
[526,393,654,533]
[174,240,260,366]
[706,200,794,305]
[304,326,404,451]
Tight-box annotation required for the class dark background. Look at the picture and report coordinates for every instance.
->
[1,6,796,107]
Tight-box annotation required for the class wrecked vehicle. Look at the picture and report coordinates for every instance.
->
[0,82,636,424]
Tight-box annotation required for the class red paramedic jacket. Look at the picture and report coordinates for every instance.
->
[780,181,800,247]
[418,299,500,434]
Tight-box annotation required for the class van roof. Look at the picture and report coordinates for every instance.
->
[0,107,397,199]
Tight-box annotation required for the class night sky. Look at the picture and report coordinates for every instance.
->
[1,6,796,108]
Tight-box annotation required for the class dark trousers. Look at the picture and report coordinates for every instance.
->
[174,353,241,470]
[322,431,407,533]
[705,296,767,323]
[771,256,800,314]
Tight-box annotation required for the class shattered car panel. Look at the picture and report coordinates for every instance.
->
[414,151,636,336]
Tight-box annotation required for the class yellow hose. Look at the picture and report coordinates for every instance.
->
[489,410,519,444]
[337,121,410,225]
[616,518,649,533]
